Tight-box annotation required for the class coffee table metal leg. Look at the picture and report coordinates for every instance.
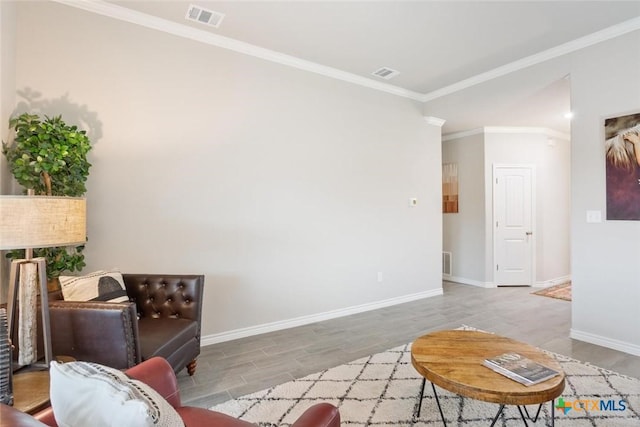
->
[416,378,426,417]
[519,404,543,422]
[415,379,447,426]
[431,382,448,427]
[516,400,555,427]
[415,379,556,427]
[489,404,506,427]
[516,406,530,426]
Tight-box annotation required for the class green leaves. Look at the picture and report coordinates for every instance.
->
[2,113,92,197]
[5,245,86,280]
[3,112,92,277]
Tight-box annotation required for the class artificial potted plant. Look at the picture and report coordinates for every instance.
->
[2,113,92,288]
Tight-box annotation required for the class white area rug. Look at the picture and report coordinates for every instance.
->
[211,339,640,426]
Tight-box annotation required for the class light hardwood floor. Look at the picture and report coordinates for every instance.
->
[176,281,640,408]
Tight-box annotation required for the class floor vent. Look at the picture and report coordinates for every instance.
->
[185,4,225,28]
[442,252,452,277]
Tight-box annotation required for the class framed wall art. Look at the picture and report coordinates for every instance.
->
[604,111,640,220]
[443,163,458,213]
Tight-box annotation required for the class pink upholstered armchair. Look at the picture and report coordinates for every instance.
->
[0,357,341,427]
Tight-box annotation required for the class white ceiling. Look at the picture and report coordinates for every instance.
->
[103,1,640,134]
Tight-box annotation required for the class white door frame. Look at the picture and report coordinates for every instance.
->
[492,164,536,286]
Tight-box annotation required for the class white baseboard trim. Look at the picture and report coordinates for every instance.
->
[201,288,443,346]
[570,328,640,357]
[446,275,496,288]
[448,274,571,289]
[534,275,571,288]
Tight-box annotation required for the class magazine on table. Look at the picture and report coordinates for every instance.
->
[483,352,560,386]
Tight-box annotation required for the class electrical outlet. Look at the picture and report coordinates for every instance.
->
[377,272,383,282]
[409,198,417,207]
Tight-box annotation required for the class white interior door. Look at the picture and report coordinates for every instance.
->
[493,165,535,286]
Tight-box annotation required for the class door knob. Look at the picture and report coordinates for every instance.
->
[525,231,533,236]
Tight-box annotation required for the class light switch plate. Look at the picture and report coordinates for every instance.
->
[586,210,602,223]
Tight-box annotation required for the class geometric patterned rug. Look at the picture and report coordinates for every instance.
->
[532,282,572,301]
[210,333,639,426]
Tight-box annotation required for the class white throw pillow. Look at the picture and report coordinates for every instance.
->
[49,361,184,427]
[59,269,129,303]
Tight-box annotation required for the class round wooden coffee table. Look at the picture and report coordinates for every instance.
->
[411,330,565,426]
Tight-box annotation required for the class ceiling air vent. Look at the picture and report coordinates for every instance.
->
[186,4,225,28]
[372,67,400,80]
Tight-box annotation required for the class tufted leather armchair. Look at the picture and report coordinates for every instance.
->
[48,274,204,375]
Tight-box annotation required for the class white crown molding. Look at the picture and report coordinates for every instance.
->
[51,0,424,101]
[442,128,484,141]
[424,116,446,127]
[443,126,570,142]
[484,126,570,140]
[52,1,640,104]
[421,16,640,102]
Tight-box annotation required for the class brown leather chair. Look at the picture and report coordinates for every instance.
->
[48,274,204,375]
[0,357,341,427]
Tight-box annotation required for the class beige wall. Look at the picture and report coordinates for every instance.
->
[428,30,640,355]
[442,133,486,284]
[442,129,571,287]
[0,0,17,195]
[0,1,17,303]
[13,2,443,339]
[484,130,571,285]
[12,1,637,355]
[569,30,640,354]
